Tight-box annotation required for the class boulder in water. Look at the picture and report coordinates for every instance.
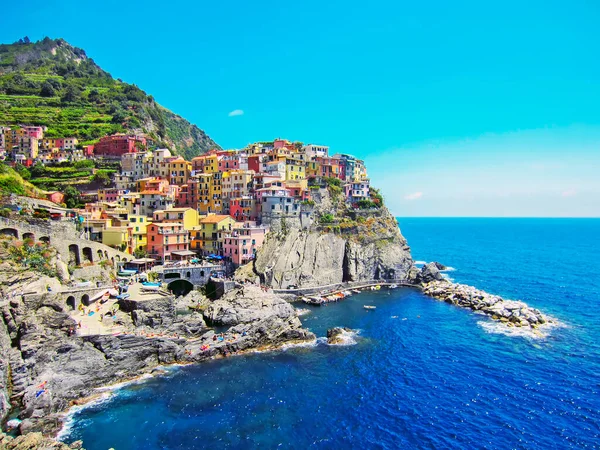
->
[327,327,353,345]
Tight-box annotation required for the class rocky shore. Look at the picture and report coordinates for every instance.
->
[0,277,314,441]
[413,263,553,330]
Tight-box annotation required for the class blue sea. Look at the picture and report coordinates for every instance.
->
[61,219,600,449]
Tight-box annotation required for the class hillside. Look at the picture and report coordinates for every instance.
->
[0,37,220,159]
[0,163,44,198]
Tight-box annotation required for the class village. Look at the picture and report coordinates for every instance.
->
[0,126,375,271]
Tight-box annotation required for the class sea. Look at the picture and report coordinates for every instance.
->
[60,218,600,449]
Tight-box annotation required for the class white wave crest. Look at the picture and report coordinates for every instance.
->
[326,329,361,346]
[280,338,320,351]
[414,261,427,266]
[478,317,564,340]
[295,308,312,316]
[441,266,456,272]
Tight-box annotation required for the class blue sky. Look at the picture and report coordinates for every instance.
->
[2,0,600,216]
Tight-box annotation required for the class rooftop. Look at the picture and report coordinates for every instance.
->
[200,215,233,224]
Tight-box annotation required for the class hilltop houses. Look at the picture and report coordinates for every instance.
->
[0,127,373,267]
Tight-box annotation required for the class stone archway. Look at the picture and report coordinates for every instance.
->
[82,247,93,263]
[68,244,80,266]
[66,296,76,310]
[0,228,18,239]
[22,232,35,241]
[39,236,50,244]
[104,251,109,260]
[81,294,90,306]
[115,255,121,262]
[167,279,194,296]
[97,249,104,260]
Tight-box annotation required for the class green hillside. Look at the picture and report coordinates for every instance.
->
[0,163,44,198]
[0,37,220,159]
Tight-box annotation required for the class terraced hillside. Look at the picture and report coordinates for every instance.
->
[0,37,220,158]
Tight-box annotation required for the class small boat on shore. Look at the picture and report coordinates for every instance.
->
[352,289,361,294]
[389,284,398,289]
[364,305,376,310]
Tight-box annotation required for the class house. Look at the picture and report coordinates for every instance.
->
[128,214,152,254]
[153,207,199,231]
[147,222,190,262]
[190,215,237,255]
[93,134,146,158]
[46,191,65,205]
[222,225,267,266]
[102,226,130,253]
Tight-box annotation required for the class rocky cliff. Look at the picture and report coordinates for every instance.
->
[254,188,413,289]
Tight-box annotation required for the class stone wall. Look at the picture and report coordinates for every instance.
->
[0,218,132,269]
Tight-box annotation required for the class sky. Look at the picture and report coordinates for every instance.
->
[1,0,600,216]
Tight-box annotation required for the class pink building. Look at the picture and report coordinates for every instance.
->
[46,191,65,205]
[222,226,267,266]
[23,126,44,139]
[147,223,190,262]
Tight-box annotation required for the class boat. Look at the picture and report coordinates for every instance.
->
[374,285,381,290]
[352,289,361,294]
[363,305,376,310]
[389,284,398,289]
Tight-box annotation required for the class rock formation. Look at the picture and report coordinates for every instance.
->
[326,327,353,345]
[253,189,413,288]
[0,274,314,439]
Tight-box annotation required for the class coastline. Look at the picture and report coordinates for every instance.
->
[55,334,318,443]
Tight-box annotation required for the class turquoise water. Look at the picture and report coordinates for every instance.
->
[62,219,600,449]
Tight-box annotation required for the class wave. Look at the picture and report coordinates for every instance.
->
[326,329,361,346]
[440,266,456,272]
[478,317,565,340]
[57,369,177,442]
[414,260,427,266]
[295,308,312,316]
[280,338,320,351]
[56,391,114,442]
[441,273,455,282]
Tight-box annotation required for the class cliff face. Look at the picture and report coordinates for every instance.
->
[254,195,413,289]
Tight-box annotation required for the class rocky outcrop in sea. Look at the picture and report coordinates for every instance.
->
[412,263,552,330]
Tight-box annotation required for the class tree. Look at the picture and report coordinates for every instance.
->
[14,163,31,180]
[61,84,82,103]
[40,81,56,97]
[23,36,31,44]
[64,185,82,209]
[92,171,111,185]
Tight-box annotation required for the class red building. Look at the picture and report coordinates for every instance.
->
[93,134,146,158]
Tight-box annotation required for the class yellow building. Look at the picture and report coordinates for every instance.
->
[306,161,320,179]
[197,172,223,214]
[190,215,237,255]
[153,207,199,231]
[168,157,191,186]
[285,157,306,181]
[102,226,130,253]
[128,214,152,254]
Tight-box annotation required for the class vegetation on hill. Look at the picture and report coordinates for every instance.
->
[0,37,220,157]
[0,163,44,197]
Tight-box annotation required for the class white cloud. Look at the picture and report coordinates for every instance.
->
[561,189,577,198]
[228,109,244,117]
[404,191,423,201]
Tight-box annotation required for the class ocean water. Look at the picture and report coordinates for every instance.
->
[61,219,600,449]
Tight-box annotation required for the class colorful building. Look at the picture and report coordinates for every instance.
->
[222,226,267,266]
[147,222,190,262]
[93,134,146,158]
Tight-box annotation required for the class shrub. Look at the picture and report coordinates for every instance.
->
[320,214,335,224]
